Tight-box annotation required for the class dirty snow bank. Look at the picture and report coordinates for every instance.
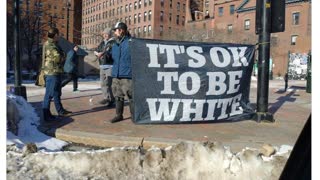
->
[7,142,291,180]
[6,93,68,151]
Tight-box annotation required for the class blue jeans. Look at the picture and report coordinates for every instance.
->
[42,75,64,113]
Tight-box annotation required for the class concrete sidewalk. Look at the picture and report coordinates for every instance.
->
[24,79,311,152]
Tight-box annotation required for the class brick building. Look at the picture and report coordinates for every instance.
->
[81,0,187,49]
[212,0,311,76]
[7,0,82,45]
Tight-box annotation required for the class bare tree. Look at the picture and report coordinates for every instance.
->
[7,6,15,71]
[19,0,48,72]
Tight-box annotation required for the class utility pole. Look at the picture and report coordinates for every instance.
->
[255,0,273,122]
[11,0,27,99]
[66,1,70,41]
[255,0,285,122]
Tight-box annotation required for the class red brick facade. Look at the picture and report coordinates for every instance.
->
[213,0,311,76]
[81,0,187,49]
[7,0,82,45]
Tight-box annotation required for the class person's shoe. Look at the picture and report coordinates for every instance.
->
[98,99,108,105]
[58,109,72,117]
[111,115,124,123]
[73,89,80,93]
[43,109,57,122]
[105,101,115,108]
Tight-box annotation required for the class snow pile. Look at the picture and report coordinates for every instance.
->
[7,142,291,180]
[6,93,68,151]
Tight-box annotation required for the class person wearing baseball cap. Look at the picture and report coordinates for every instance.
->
[108,22,133,123]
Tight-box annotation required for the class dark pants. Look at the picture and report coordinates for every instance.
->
[61,73,78,90]
[42,75,64,114]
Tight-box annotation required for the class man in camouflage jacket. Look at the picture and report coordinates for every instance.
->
[42,27,72,121]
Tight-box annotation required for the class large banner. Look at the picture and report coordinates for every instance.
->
[130,38,255,124]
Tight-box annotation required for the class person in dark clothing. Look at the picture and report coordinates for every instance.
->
[61,45,79,92]
[94,28,116,107]
[108,22,133,123]
[284,72,289,91]
[42,27,72,121]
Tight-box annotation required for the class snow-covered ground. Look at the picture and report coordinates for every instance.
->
[5,92,294,179]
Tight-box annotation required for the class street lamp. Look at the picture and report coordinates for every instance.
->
[11,0,27,99]
[66,1,70,41]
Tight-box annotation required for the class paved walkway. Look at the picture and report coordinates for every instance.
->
[22,79,311,152]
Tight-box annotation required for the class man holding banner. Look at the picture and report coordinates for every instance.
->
[109,22,134,123]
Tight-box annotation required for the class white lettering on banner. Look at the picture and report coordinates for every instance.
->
[179,99,206,121]
[159,45,180,68]
[146,98,180,121]
[206,72,227,95]
[146,43,250,68]
[146,95,243,121]
[228,47,249,67]
[157,72,178,94]
[227,71,243,94]
[178,72,201,95]
[209,47,231,68]
[146,44,161,68]
[187,46,206,68]
[158,71,243,96]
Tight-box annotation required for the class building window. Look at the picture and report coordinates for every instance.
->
[176,15,179,25]
[218,7,223,16]
[129,15,132,25]
[148,25,151,34]
[138,27,141,37]
[129,3,132,11]
[170,0,172,8]
[144,26,147,35]
[139,0,142,8]
[134,2,137,9]
[148,10,152,20]
[149,0,152,5]
[161,0,164,7]
[271,36,278,46]
[183,4,186,12]
[138,13,141,23]
[230,5,235,14]
[291,35,298,45]
[144,11,147,21]
[227,24,233,33]
[160,11,164,21]
[160,25,163,36]
[177,2,180,11]
[182,16,185,26]
[169,13,172,22]
[144,0,147,6]
[134,14,137,24]
[244,19,250,30]
[292,12,300,25]
[205,1,209,7]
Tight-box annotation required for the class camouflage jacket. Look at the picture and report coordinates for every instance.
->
[42,38,64,75]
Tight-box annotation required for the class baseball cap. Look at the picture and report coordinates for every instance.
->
[112,22,127,31]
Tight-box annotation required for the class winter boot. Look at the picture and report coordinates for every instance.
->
[111,100,124,123]
[42,109,56,122]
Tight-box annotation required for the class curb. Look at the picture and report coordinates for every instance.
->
[55,129,192,148]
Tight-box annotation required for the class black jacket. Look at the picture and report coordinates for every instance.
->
[96,39,115,65]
